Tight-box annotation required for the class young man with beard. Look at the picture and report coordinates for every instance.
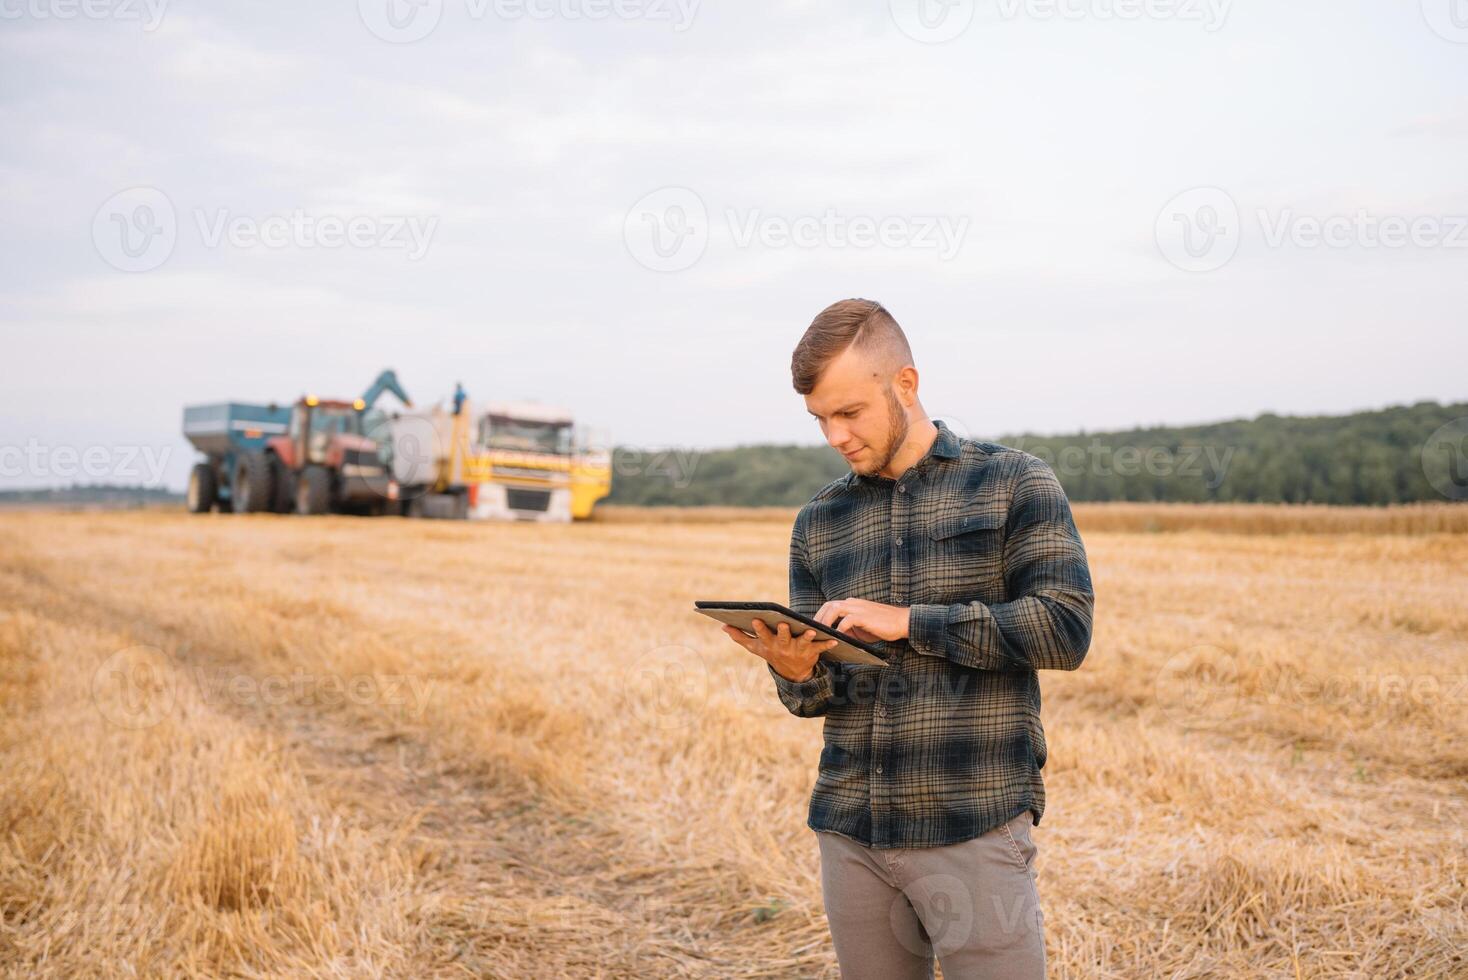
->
[720,298,1094,978]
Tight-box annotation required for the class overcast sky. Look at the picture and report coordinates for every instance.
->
[2,0,1466,490]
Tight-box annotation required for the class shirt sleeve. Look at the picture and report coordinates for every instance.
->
[907,456,1094,672]
[769,509,843,717]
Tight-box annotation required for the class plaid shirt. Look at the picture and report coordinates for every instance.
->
[767,419,1094,848]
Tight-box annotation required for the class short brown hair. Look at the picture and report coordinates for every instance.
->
[791,298,914,394]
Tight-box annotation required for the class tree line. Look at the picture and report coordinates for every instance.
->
[605,400,1468,507]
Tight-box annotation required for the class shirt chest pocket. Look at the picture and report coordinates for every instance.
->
[925,507,1007,601]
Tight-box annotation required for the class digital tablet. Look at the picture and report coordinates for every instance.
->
[694,600,888,667]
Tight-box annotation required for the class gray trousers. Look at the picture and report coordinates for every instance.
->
[815,810,1046,979]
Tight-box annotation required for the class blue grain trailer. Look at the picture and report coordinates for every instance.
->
[182,402,292,513]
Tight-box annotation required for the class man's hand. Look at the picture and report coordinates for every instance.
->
[815,598,911,643]
[721,619,837,683]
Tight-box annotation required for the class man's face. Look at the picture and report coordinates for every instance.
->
[805,345,911,477]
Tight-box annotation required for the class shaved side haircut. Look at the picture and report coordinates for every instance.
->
[791,299,915,395]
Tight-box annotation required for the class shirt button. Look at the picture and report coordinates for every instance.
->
[876,765,884,774]
[897,484,906,493]
[895,537,903,546]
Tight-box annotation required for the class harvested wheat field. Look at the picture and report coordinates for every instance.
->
[0,507,1464,978]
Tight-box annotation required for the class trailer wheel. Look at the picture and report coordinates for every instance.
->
[296,465,332,515]
[270,457,296,514]
[234,453,274,513]
[186,463,216,514]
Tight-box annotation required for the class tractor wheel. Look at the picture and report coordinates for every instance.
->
[186,463,216,514]
[233,453,275,514]
[270,457,296,514]
[296,465,332,516]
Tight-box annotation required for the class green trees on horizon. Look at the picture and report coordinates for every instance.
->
[605,400,1468,507]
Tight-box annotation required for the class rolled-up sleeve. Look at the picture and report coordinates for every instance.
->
[908,456,1094,672]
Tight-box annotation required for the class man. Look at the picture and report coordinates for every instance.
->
[720,299,1094,978]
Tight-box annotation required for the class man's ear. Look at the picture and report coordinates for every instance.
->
[894,364,919,404]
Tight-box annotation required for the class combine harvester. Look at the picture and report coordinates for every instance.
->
[390,389,611,522]
[182,370,411,515]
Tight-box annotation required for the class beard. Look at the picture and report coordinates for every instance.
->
[858,385,911,477]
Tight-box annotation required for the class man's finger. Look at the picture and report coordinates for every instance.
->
[815,601,842,627]
[722,624,757,653]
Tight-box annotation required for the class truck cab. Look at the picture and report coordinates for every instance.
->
[388,398,612,521]
[464,401,612,521]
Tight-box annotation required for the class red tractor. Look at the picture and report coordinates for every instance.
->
[231,395,400,516]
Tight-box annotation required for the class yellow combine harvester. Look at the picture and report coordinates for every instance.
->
[389,392,611,522]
